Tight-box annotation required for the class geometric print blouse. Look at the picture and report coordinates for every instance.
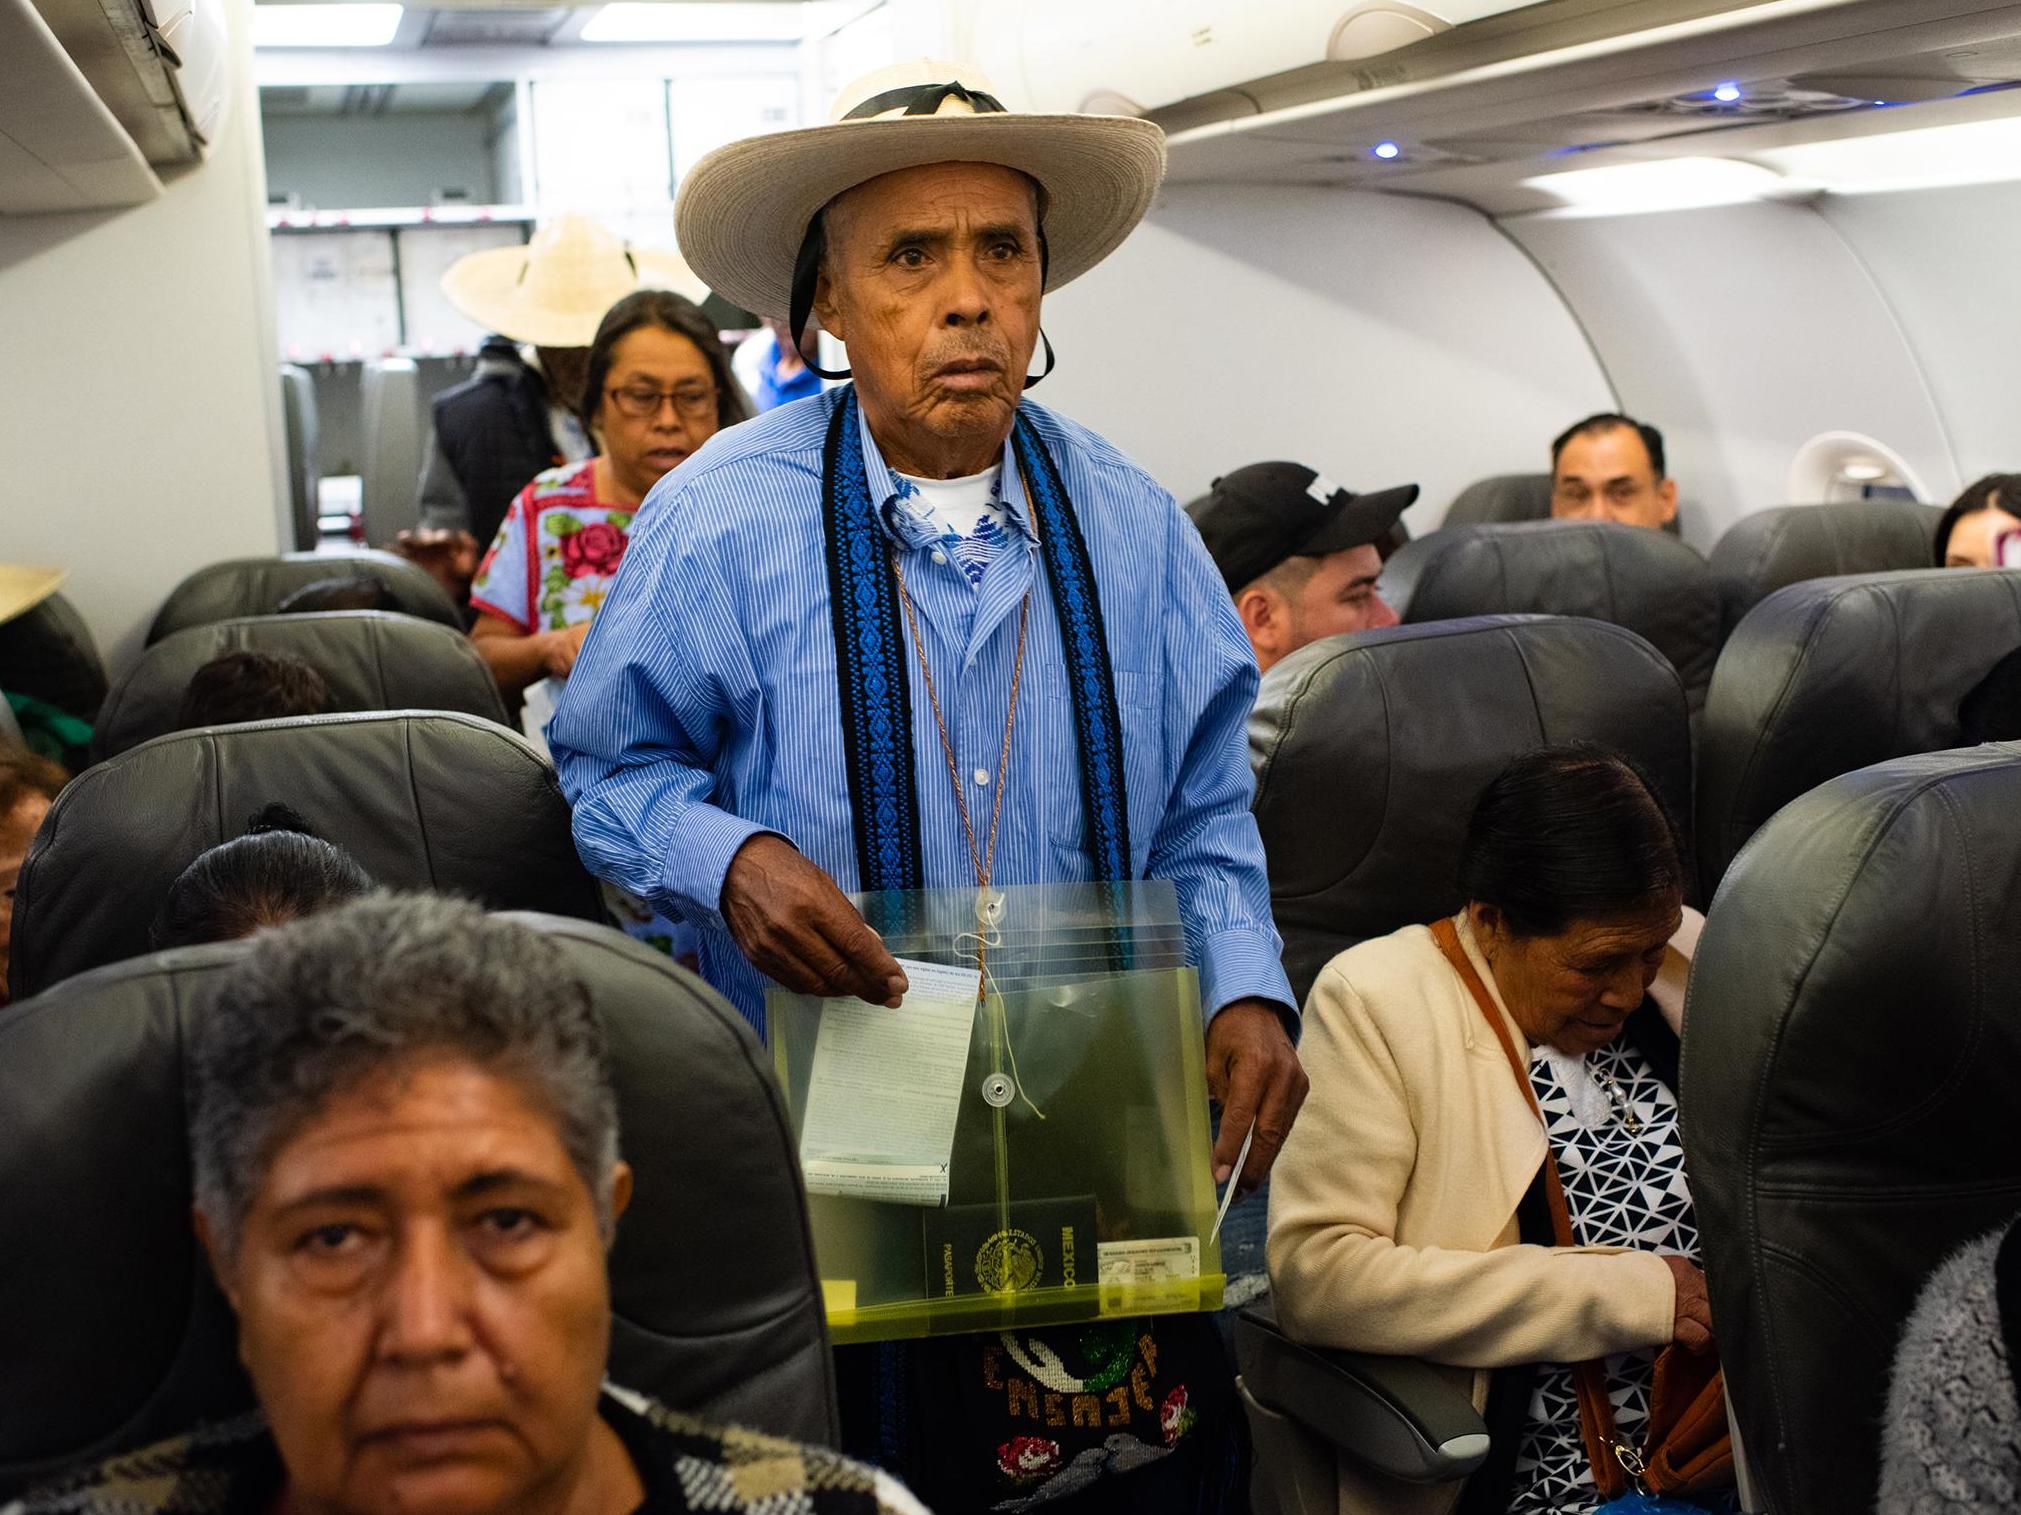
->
[1507,1034,1702,1515]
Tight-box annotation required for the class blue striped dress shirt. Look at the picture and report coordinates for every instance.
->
[549,388,1293,1033]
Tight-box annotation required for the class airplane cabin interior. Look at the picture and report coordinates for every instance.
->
[3,1,2021,1513]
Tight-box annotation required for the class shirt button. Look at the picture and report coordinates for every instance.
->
[931,550,948,565]
[973,768,990,786]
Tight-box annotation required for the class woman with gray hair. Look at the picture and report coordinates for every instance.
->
[13,893,928,1515]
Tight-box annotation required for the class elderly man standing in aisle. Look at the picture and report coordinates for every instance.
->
[550,60,1305,1513]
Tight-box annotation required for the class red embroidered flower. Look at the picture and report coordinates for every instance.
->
[996,1436,1061,1482]
[1160,1385,1195,1446]
[559,521,628,580]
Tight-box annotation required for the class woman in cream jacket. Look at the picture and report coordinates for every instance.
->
[1269,746,1713,1515]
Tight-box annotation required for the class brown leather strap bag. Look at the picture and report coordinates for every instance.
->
[1431,916,1734,1500]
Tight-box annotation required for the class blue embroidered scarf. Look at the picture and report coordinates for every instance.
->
[820,386,1131,891]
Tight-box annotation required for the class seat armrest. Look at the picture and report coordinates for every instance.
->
[1235,1304,1489,1483]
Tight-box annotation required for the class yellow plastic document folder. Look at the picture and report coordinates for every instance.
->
[767,880,1225,1344]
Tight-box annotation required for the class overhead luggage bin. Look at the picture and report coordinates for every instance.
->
[0,0,160,213]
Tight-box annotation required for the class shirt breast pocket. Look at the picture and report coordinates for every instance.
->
[1046,666,1160,878]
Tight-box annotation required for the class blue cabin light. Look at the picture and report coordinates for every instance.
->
[1373,140,1401,160]
[1713,82,1742,103]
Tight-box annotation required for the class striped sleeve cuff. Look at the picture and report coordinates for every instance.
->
[657,803,782,931]
[1198,927,1297,1027]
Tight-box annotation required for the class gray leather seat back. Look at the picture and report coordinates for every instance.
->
[94,612,506,761]
[148,551,461,644]
[1250,615,1692,1003]
[9,711,602,999]
[1682,745,2021,1515]
[0,918,835,1495]
[278,363,321,552]
[1380,521,1720,711]
[1709,501,1943,637]
[1697,568,2021,893]
[1439,473,1551,528]
[359,358,423,547]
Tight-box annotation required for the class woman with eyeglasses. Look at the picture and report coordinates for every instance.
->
[468,288,752,699]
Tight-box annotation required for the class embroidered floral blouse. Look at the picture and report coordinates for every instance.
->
[469,458,634,634]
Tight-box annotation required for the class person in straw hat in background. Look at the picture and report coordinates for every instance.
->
[550,59,1307,1512]
[0,563,97,771]
[398,215,716,603]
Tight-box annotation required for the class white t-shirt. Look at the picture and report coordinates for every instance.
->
[895,465,1006,541]
[894,466,1016,588]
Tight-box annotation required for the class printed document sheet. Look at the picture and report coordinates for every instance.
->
[799,958,982,1206]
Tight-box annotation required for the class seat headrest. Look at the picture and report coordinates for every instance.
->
[94,612,507,762]
[1709,501,1943,637]
[0,917,835,1494]
[1697,567,2021,893]
[1439,473,1552,528]
[1682,744,2021,1515]
[1251,614,1692,1003]
[1380,521,1720,708]
[9,711,603,999]
[147,552,461,644]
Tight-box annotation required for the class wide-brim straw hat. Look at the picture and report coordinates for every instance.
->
[676,58,1167,321]
[442,214,711,348]
[0,564,64,626]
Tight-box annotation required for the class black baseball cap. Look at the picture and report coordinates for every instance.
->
[1186,462,1420,593]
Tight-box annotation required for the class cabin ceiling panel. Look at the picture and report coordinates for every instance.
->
[1163,0,2021,204]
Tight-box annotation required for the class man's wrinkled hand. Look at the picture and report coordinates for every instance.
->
[721,834,908,1007]
[1205,998,1308,1197]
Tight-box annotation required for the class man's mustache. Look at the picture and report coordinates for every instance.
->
[922,338,1011,373]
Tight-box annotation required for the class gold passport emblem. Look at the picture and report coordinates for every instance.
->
[975,1228,1044,1293]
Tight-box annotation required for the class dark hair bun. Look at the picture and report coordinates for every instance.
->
[245,803,317,839]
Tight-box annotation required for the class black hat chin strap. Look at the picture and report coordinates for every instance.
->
[789,224,854,381]
[1022,329,1056,389]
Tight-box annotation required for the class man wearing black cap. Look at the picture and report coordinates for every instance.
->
[1187,462,1418,673]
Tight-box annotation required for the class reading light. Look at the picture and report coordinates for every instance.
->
[1755,114,2021,193]
[1522,157,1789,215]
[579,3,808,42]
[1373,140,1401,160]
[252,3,403,47]
[1713,82,1742,103]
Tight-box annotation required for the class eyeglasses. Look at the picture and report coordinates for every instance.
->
[605,383,717,421]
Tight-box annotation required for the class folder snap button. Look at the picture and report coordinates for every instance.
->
[981,1072,1016,1108]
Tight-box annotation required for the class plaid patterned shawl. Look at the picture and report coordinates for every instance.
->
[8,1391,930,1515]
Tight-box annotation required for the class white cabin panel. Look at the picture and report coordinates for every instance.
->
[1034,182,1615,529]
[1504,199,1959,544]
[1818,181,2021,491]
